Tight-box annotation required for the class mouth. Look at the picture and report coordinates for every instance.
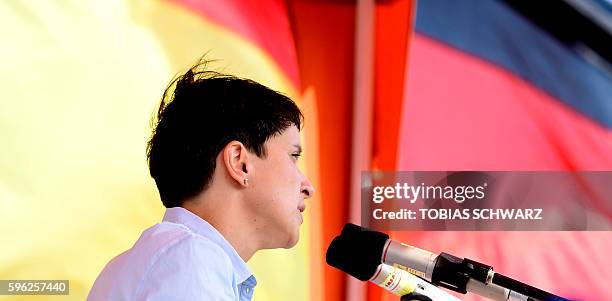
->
[297,204,306,224]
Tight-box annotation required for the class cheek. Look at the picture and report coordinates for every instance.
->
[250,156,301,210]
[277,167,302,199]
[259,160,299,189]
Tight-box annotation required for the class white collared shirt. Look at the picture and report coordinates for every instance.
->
[87,207,257,301]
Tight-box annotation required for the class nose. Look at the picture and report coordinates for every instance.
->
[301,177,315,199]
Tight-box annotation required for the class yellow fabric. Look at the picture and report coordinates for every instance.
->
[0,0,308,300]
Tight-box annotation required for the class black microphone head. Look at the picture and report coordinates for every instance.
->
[326,235,377,281]
[325,223,390,281]
[341,223,390,242]
[340,222,364,237]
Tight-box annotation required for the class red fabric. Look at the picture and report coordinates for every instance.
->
[289,2,357,300]
[371,1,415,300]
[397,33,612,300]
[371,0,414,171]
[169,0,299,85]
[400,35,612,171]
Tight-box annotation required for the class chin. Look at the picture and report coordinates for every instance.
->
[284,231,300,248]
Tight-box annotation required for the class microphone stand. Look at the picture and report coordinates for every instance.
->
[430,252,569,301]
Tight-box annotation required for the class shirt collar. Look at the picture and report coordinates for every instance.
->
[162,207,255,284]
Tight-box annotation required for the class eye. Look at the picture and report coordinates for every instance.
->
[291,153,302,161]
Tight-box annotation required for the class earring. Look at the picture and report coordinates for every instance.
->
[243,178,249,186]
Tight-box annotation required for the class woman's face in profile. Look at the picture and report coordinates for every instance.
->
[247,125,315,249]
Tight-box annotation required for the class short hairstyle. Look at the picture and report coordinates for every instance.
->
[147,62,303,208]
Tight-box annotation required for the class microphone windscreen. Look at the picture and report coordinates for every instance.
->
[326,235,378,281]
[340,223,389,241]
[340,222,364,237]
[340,223,389,253]
[325,224,390,281]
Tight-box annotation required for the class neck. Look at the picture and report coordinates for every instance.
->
[182,190,259,262]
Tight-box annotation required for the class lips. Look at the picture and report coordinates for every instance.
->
[297,202,306,224]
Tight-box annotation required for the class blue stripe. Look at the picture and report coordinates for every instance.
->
[415,0,612,129]
[592,0,612,14]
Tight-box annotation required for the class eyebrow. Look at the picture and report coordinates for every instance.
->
[293,144,302,153]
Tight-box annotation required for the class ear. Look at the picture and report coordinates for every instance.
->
[221,141,251,187]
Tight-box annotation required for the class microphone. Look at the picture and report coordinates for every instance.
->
[336,223,570,301]
[326,235,461,301]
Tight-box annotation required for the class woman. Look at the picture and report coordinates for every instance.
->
[88,61,315,301]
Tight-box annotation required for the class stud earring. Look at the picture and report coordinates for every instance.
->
[243,178,249,186]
